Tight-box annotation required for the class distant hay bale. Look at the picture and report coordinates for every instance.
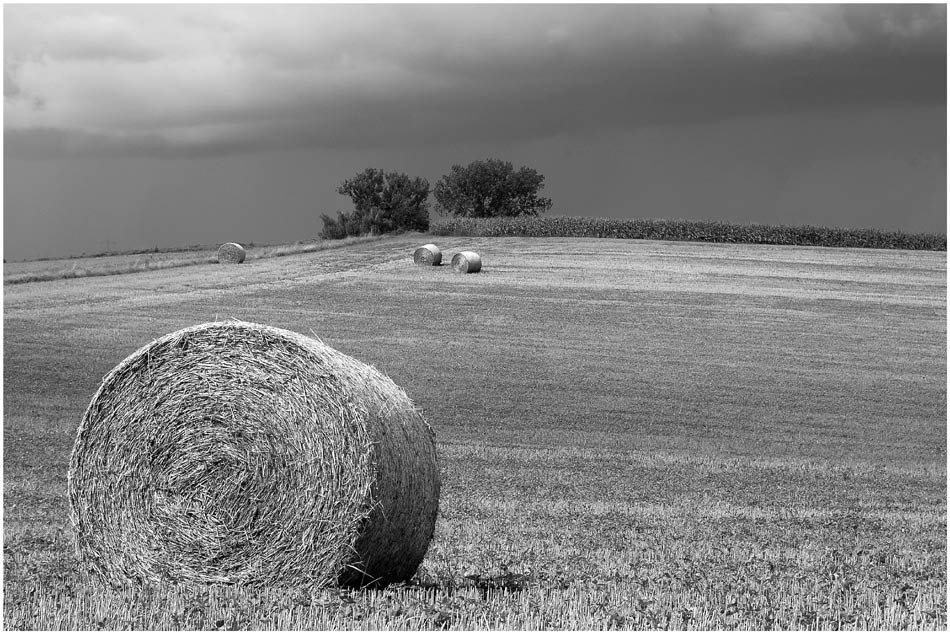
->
[413,244,442,266]
[217,243,246,264]
[68,321,440,588]
[451,251,482,274]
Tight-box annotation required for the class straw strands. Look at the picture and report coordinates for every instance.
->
[452,251,482,274]
[67,321,440,588]
[217,243,246,264]
[413,244,442,266]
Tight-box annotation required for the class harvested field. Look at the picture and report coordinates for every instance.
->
[4,234,946,629]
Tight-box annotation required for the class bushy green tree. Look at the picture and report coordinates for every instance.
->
[433,158,553,218]
[321,168,430,239]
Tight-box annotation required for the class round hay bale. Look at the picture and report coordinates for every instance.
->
[217,242,246,264]
[413,244,442,266]
[68,321,440,588]
[451,251,482,274]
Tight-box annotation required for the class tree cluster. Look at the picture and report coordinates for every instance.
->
[323,158,552,239]
[321,169,431,240]
[434,158,552,218]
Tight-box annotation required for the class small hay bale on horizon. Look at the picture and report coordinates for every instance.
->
[413,244,442,266]
[217,242,246,264]
[452,251,482,274]
[68,320,440,588]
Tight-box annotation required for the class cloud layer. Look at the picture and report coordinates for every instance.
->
[5,4,946,157]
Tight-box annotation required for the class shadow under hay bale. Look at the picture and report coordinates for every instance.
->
[217,242,246,264]
[451,251,482,274]
[413,244,442,266]
[68,321,440,588]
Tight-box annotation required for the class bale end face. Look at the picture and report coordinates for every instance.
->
[413,244,442,266]
[217,243,246,264]
[67,321,440,588]
[451,251,482,274]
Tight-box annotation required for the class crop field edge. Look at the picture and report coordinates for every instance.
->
[431,215,948,251]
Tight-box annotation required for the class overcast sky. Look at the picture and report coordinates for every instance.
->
[4,4,946,261]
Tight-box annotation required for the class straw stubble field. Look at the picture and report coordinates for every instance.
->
[3,235,947,629]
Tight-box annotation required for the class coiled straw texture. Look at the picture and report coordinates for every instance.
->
[413,244,442,266]
[451,251,482,274]
[68,321,440,588]
[217,243,246,264]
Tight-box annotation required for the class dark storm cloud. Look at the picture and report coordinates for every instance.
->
[4,4,945,158]
[4,64,19,99]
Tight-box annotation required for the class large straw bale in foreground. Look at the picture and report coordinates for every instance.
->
[68,321,440,588]
[452,251,482,273]
[217,242,246,263]
[413,244,442,266]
